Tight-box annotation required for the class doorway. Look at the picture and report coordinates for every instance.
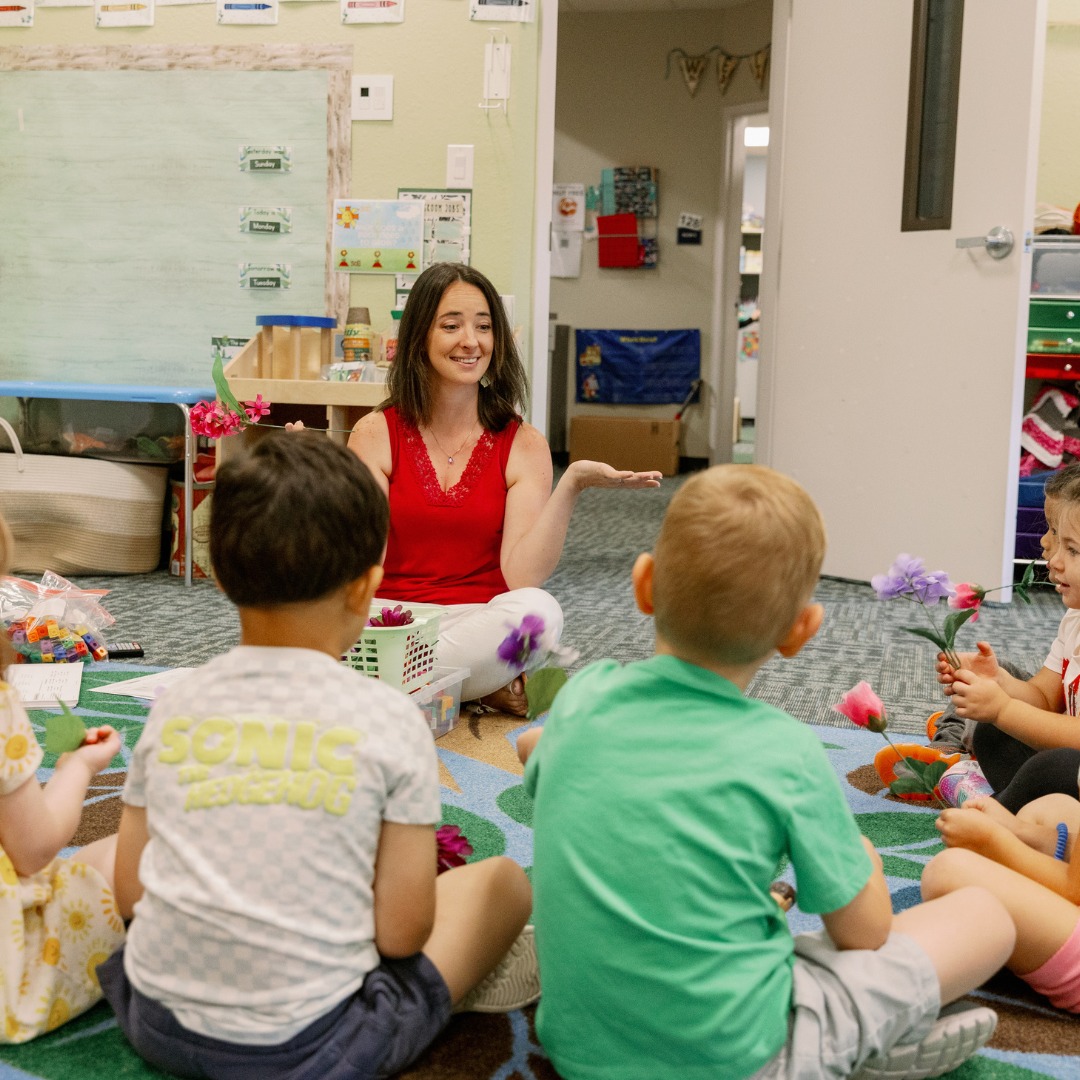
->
[734,113,768,463]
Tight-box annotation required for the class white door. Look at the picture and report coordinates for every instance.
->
[758,0,1046,589]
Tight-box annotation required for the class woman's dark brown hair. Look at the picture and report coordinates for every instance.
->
[383,263,528,430]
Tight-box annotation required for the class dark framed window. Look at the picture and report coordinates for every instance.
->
[901,0,964,231]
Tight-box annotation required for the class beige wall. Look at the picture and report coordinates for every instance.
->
[551,1,771,456]
[1039,1,1080,214]
[0,2,542,367]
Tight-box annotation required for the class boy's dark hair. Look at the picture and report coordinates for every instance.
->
[382,263,527,431]
[210,433,388,608]
[1044,462,1080,504]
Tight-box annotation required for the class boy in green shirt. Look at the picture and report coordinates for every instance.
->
[520,465,1016,1079]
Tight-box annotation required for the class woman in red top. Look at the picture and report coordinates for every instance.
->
[349,263,661,715]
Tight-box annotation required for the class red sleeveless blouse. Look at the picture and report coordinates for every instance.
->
[379,406,520,604]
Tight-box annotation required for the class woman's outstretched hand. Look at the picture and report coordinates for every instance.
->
[566,460,662,491]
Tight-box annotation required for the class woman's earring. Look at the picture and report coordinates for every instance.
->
[480,374,491,389]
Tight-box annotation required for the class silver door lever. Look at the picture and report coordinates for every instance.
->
[955,226,1014,259]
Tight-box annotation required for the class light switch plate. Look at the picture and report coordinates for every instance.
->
[352,75,394,121]
[446,144,474,189]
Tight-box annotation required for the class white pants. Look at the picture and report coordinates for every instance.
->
[434,587,564,702]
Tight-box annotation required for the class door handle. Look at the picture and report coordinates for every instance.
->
[955,226,1014,260]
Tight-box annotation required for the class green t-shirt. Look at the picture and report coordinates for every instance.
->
[524,655,873,1080]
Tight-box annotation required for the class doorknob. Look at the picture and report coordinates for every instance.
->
[955,226,1014,260]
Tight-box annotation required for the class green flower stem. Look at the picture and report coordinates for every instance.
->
[881,732,947,810]
[906,597,961,670]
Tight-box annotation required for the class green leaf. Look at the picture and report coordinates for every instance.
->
[889,775,937,797]
[1021,561,1036,589]
[44,701,87,755]
[942,606,977,645]
[1014,586,1032,604]
[525,667,568,720]
[211,352,249,418]
[903,626,948,651]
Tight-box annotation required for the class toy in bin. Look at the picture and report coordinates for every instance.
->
[412,666,469,739]
[341,600,444,693]
[0,571,114,664]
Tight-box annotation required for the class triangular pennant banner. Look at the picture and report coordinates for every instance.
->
[717,53,741,94]
[750,45,770,89]
[678,54,710,98]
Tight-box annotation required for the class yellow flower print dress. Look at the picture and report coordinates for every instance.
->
[0,682,125,1043]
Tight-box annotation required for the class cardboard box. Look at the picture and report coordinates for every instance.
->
[569,416,680,476]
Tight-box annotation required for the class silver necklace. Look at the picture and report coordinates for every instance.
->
[427,422,478,465]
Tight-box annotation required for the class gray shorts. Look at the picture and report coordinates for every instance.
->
[98,945,452,1080]
[751,931,941,1080]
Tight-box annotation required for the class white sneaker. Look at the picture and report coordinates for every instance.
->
[454,925,540,1013]
[854,1004,997,1079]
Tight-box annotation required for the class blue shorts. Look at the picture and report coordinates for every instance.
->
[98,946,453,1080]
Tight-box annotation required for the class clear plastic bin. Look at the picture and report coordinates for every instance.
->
[411,666,470,739]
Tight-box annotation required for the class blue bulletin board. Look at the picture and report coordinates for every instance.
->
[0,46,351,389]
[575,329,700,404]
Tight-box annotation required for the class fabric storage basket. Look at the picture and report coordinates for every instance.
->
[341,600,443,693]
[0,417,168,575]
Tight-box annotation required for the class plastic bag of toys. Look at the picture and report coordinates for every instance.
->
[0,571,114,663]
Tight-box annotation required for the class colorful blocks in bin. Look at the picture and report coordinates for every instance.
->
[411,667,470,740]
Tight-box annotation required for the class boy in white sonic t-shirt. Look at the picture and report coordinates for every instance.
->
[99,433,535,1080]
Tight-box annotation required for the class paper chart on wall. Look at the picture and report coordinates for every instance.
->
[397,189,471,267]
[333,199,424,275]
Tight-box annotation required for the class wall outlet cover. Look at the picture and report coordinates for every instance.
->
[352,75,394,121]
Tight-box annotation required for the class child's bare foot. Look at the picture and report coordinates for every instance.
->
[476,676,527,717]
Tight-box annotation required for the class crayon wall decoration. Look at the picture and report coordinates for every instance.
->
[0,1,33,27]
[95,0,154,27]
[218,0,277,25]
[342,0,402,24]
[470,0,531,24]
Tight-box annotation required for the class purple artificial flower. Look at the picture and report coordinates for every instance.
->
[497,614,546,668]
[871,554,953,606]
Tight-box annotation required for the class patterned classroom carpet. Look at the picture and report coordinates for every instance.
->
[1,663,1078,1080]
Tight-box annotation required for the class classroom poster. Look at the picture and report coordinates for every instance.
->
[333,199,424,275]
[398,189,471,266]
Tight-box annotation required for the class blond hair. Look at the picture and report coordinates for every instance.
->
[652,465,826,665]
[0,515,13,670]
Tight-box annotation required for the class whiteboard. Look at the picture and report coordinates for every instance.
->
[0,47,351,388]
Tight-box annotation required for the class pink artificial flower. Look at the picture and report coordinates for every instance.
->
[368,604,414,628]
[949,583,985,622]
[436,825,473,874]
[833,681,888,733]
[244,394,271,422]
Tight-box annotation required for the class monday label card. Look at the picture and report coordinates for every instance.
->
[239,207,293,235]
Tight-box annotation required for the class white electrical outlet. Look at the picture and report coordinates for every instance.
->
[446,144,474,189]
[352,75,394,121]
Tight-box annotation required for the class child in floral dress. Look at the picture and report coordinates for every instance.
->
[0,514,125,1042]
